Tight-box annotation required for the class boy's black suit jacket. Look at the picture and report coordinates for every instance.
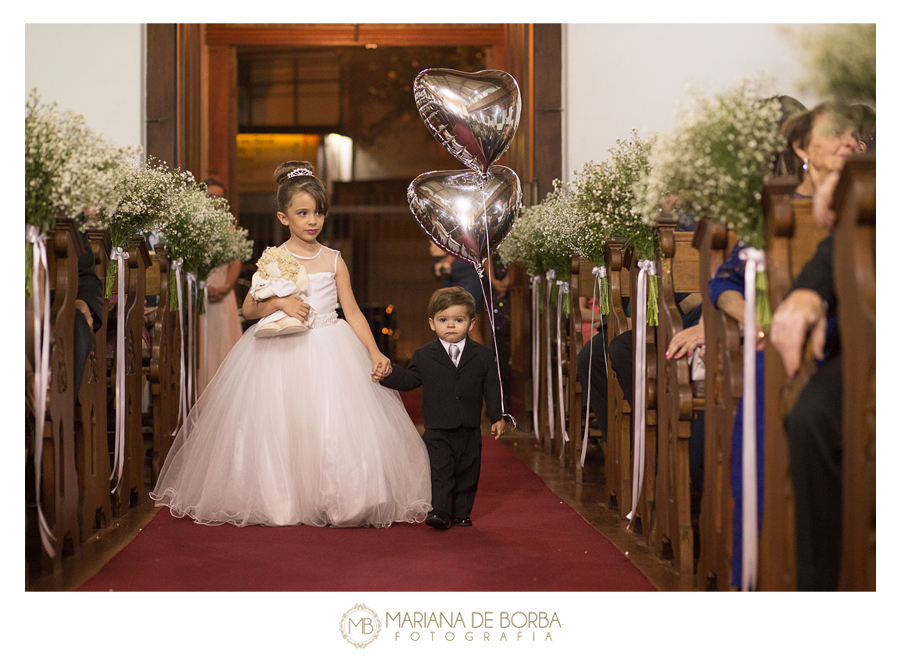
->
[380,339,503,430]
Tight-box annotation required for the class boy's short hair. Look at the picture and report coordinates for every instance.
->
[428,286,476,320]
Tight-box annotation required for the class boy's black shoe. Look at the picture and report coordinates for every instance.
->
[425,511,451,530]
[453,518,472,527]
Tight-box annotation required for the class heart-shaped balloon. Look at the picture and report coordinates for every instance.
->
[408,165,522,269]
[414,68,521,175]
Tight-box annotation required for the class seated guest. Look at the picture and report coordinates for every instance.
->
[768,104,870,587]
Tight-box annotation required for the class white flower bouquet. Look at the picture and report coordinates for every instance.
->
[634,78,784,326]
[25,90,137,294]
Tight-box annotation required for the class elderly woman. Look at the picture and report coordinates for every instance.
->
[709,100,863,588]
[768,103,871,591]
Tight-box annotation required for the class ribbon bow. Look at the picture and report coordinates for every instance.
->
[627,258,658,526]
[737,247,766,591]
[543,271,557,440]
[110,246,130,493]
[26,225,55,556]
[581,266,610,468]
[531,275,542,440]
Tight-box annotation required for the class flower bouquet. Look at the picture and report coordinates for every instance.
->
[634,78,784,326]
[24,90,136,294]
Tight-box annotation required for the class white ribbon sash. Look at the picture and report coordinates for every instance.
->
[173,260,188,430]
[555,280,570,445]
[739,247,765,591]
[199,280,209,389]
[531,276,541,441]
[26,225,55,557]
[581,266,607,468]
[186,273,197,405]
[627,259,656,524]
[110,246,130,493]
[545,271,556,440]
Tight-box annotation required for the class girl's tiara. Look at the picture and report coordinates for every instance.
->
[286,167,314,179]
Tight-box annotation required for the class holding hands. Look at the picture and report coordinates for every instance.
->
[370,352,393,382]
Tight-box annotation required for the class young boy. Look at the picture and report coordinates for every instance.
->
[380,286,506,529]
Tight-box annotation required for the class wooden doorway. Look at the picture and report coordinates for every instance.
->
[173,23,561,424]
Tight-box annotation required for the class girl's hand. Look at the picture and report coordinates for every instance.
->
[278,295,311,323]
[370,352,392,382]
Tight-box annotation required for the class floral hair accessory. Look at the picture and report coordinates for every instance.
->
[286,167,314,179]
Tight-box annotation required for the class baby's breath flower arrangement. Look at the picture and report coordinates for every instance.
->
[95,157,180,298]
[634,79,784,326]
[498,203,544,279]
[535,181,579,313]
[577,131,659,323]
[158,171,230,311]
[24,90,137,294]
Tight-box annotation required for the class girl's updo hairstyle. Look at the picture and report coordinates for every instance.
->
[273,161,329,216]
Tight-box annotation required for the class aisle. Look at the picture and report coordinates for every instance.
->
[79,436,654,591]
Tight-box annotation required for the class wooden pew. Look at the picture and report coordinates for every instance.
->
[654,216,701,574]
[149,246,182,483]
[568,256,606,483]
[75,229,113,542]
[832,154,876,591]
[759,178,830,590]
[604,238,632,516]
[109,237,152,516]
[695,221,741,591]
[29,219,84,573]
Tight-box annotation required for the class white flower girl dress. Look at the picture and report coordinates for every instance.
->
[151,245,431,527]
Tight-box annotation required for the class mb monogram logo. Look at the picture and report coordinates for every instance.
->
[340,604,382,648]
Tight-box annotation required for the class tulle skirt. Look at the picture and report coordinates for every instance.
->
[150,313,432,528]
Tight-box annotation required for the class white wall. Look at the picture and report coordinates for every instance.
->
[562,24,822,181]
[25,24,145,151]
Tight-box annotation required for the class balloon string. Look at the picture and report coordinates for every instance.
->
[475,174,516,428]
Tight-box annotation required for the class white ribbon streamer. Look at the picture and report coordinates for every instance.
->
[26,225,55,557]
[173,259,188,430]
[627,259,656,525]
[199,280,209,389]
[739,247,765,591]
[531,276,541,441]
[186,273,197,405]
[544,271,557,440]
[555,280,570,445]
[581,266,608,468]
[110,246,130,494]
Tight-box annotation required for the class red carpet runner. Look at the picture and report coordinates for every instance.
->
[80,437,654,591]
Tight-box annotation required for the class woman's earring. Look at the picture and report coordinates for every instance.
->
[802,158,808,171]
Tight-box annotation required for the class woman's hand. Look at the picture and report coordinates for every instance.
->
[666,322,705,360]
[370,352,393,382]
[769,289,827,377]
[207,284,230,303]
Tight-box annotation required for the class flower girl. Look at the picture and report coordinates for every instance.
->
[151,161,431,527]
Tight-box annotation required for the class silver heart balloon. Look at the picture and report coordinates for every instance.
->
[414,68,521,175]
[408,166,522,269]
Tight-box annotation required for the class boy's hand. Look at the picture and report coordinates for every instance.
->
[491,419,506,439]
